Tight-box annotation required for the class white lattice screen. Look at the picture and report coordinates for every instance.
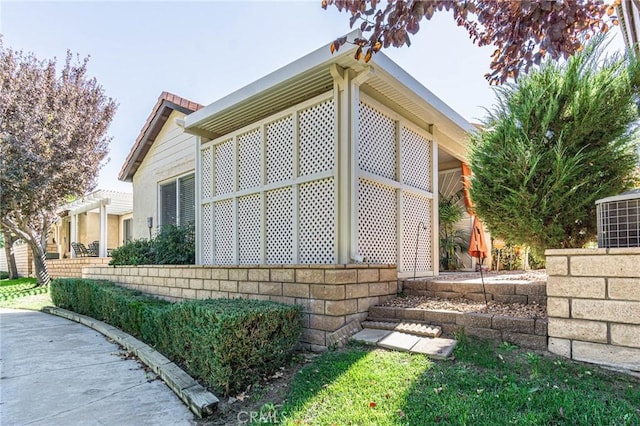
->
[215,139,234,195]
[214,199,234,264]
[357,178,397,263]
[357,98,435,273]
[299,178,336,263]
[401,193,432,271]
[402,126,432,192]
[201,147,213,200]
[201,203,213,264]
[238,194,261,264]
[198,93,337,265]
[358,101,397,180]
[266,117,294,184]
[266,187,294,264]
[238,129,262,191]
[299,99,335,176]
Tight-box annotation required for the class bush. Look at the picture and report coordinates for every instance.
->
[0,271,9,280]
[109,224,195,266]
[50,279,303,395]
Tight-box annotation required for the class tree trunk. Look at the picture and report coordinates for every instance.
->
[2,229,18,279]
[28,238,50,287]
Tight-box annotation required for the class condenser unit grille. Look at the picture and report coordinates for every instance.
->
[597,193,640,248]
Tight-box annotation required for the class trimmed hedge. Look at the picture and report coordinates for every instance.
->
[51,279,303,395]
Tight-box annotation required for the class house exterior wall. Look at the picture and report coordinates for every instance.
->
[196,84,437,275]
[546,248,640,372]
[13,243,32,277]
[81,263,398,351]
[132,110,197,239]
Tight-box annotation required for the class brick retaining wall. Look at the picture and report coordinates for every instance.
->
[82,264,398,351]
[47,258,111,279]
[545,248,640,372]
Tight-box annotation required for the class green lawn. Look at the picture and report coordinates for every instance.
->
[280,337,640,425]
[0,278,52,310]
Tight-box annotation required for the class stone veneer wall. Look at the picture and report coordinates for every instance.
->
[47,258,111,279]
[81,264,398,351]
[546,248,640,372]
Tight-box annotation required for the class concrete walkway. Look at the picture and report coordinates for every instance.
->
[0,308,195,426]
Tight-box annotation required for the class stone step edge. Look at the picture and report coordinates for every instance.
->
[361,320,442,337]
[42,306,219,418]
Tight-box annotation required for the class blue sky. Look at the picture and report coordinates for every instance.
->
[0,1,625,192]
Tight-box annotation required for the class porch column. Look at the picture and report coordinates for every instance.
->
[71,214,78,257]
[99,202,107,257]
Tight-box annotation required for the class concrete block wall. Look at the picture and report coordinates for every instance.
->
[81,264,398,351]
[47,258,111,279]
[546,248,640,372]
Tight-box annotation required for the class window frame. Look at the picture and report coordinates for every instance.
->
[158,172,196,228]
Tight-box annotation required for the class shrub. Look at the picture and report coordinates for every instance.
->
[109,224,195,266]
[50,279,303,395]
[0,271,9,280]
[470,35,640,253]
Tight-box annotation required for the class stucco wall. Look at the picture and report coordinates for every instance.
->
[132,110,196,239]
[82,263,398,351]
[546,248,640,372]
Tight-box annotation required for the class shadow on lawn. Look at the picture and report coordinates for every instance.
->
[279,345,370,422]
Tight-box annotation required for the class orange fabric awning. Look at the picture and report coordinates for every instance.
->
[468,216,488,260]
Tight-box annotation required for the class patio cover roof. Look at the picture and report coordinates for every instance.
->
[184,30,474,160]
[58,190,133,217]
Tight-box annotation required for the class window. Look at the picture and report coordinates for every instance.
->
[160,174,195,227]
[123,218,133,243]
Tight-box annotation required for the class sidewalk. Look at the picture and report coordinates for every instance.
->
[0,308,195,425]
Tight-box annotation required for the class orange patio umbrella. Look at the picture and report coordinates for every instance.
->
[468,216,489,303]
[468,216,488,261]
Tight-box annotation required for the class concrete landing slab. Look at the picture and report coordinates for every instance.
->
[351,328,391,344]
[410,337,457,359]
[378,331,422,352]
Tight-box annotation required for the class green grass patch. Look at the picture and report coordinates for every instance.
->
[281,338,640,425]
[0,278,47,301]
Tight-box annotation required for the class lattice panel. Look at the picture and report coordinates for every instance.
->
[299,99,335,176]
[357,179,397,263]
[266,187,294,264]
[267,116,294,184]
[299,178,336,263]
[201,147,213,200]
[201,203,213,264]
[401,126,432,191]
[214,199,234,264]
[238,128,262,191]
[401,192,433,272]
[358,102,397,180]
[238,194,261,264]
[214,139,234,195]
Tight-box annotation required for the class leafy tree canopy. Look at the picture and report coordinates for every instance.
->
[324,0,621,84]
[0,42,117,285]
[469,36,640,253]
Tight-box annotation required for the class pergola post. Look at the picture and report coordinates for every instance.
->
[99,201,108,257]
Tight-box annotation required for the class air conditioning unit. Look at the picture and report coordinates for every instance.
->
[596,189,640,248]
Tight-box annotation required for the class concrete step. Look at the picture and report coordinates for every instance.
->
[361,320,442,338]
[351,329,457,360]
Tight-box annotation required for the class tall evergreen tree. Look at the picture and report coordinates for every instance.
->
[470,36,640,253]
